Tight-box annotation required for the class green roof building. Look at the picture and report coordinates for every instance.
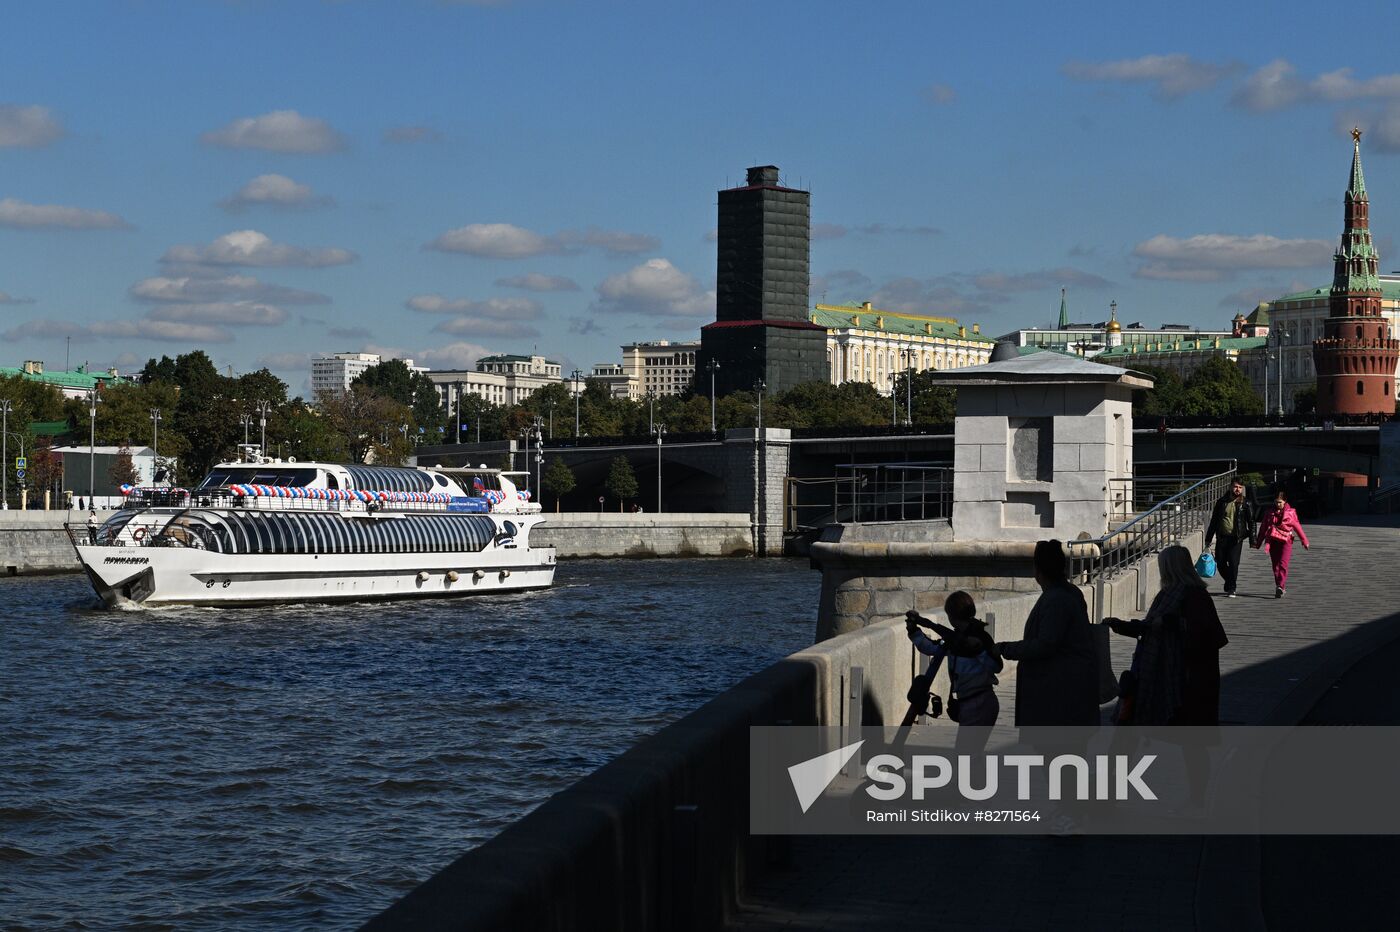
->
[810,301,994,391]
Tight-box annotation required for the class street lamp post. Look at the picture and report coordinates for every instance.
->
[240,413,253,446]
[707,358,720,433]
[87,389,99,505]
[571,369,583,438]
[149,408,162,485]
[901,349,914,425]
[1275,329,1291,417]
[647,392,655,435]
[890,372,898,426]
[533,416,544,496]
[257,400,271,456]
[652,422,666,512]
[754,380,765,432]
[0,399,11,510]
[547,400,555,440]
[455,382,464,444]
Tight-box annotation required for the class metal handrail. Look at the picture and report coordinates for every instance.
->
[1068,464,1236,619]
[785,463,953,532]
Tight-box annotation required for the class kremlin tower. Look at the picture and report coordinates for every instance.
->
[1313,129,1399,416]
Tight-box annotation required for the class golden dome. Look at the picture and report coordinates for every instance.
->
[1105,299,1121,333]
[1105,318,1121,333]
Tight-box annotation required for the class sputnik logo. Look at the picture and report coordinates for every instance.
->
[787,740,864,813]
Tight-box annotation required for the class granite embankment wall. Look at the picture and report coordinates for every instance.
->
[531,513,752,558]
[0,512,753,575]
[364,531,1202,931]
[0,511,112,576]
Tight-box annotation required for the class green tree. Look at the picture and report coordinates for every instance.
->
[1293,385,1317,414]
[1131,366,1189,418]
[319,389,412,463]
[1180,357,1264,416]
[604,455,638,511]
[353,359,444,436]
[108,443,141,488]
[542,458,576,512]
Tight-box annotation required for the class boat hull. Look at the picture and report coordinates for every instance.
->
[76,543,556,607]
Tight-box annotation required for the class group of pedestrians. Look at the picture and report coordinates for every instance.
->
[903,477,1305,735]
[1205,478,1311,598]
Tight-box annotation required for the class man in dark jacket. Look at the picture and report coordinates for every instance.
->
[996,540,1100,726]
[1203,478,1256,597]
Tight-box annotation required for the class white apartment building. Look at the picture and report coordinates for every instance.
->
[312,352,426,399]
[812,302,995,390]
[427,354,562,410]
[588,363,641,400]
[620,340,700,397]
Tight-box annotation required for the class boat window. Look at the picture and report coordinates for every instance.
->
[326,473,339,490]
[97,512,137,543]
[197,467,318,489]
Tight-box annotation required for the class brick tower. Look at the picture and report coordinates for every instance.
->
[698,166,827,397]
[1313,129,1400,416]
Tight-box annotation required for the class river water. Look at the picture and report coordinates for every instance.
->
[0,559,820,930]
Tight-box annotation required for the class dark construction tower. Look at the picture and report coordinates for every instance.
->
[1314,129,1399,416]
[699,165,827,397]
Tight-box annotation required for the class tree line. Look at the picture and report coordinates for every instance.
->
[1,350,1271,504]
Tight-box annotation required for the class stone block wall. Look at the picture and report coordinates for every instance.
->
[533,513,753,558]
[722,428,791,556]
[0,511,106,575]
[952,384,1135,543]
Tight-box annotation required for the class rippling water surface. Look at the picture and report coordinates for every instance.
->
[0,559,819,930]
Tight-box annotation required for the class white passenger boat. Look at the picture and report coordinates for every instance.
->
[69,453,555,607]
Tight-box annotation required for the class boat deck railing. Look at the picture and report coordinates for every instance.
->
[122,488,461,515]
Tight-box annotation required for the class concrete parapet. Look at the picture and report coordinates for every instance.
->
[534,513,753,558]
[0,510,110,575]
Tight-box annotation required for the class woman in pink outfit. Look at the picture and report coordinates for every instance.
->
[1253,488,1310,598]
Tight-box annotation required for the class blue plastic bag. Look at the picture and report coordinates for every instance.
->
[1195,552,1217,578]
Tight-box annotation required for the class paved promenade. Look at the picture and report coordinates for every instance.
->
[728,516,1400,931]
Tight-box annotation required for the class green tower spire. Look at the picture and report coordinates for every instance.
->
[1348,126,1367,200]
[1057,288,1068,329]
[1332,127,1380,297]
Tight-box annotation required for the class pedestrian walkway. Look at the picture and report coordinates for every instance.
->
[728,516,1400,931]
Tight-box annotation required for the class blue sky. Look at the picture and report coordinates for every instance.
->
[4,0,1400,394]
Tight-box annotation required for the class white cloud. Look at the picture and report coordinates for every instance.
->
[0,197,132,231]
[220,174,333,212]
[1335,105,1400,153]
[495,273,580,292]
[2,318,91,341]
[383,124,443,144]
[1132,233,1332,281]
[0,104,64,148]
[200,110,346,154]
[0,290,36,305]
[411,341,497,370]
[1064,54,1238,99]
[90,319,234,343]
[258,351,313,370]
[812,223,847,240]
[145,302,289,326]
[554,227,659,255]
[432,317,541,338]
[923,84,956,105]
[130,273,330,305]
[1233,60,1400,112]
[404,293,542,318]
[593,258,714,318]
[3,317,232,343]
[429,222,556,258]
[162,230,356,268]
[427,222,659,258]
